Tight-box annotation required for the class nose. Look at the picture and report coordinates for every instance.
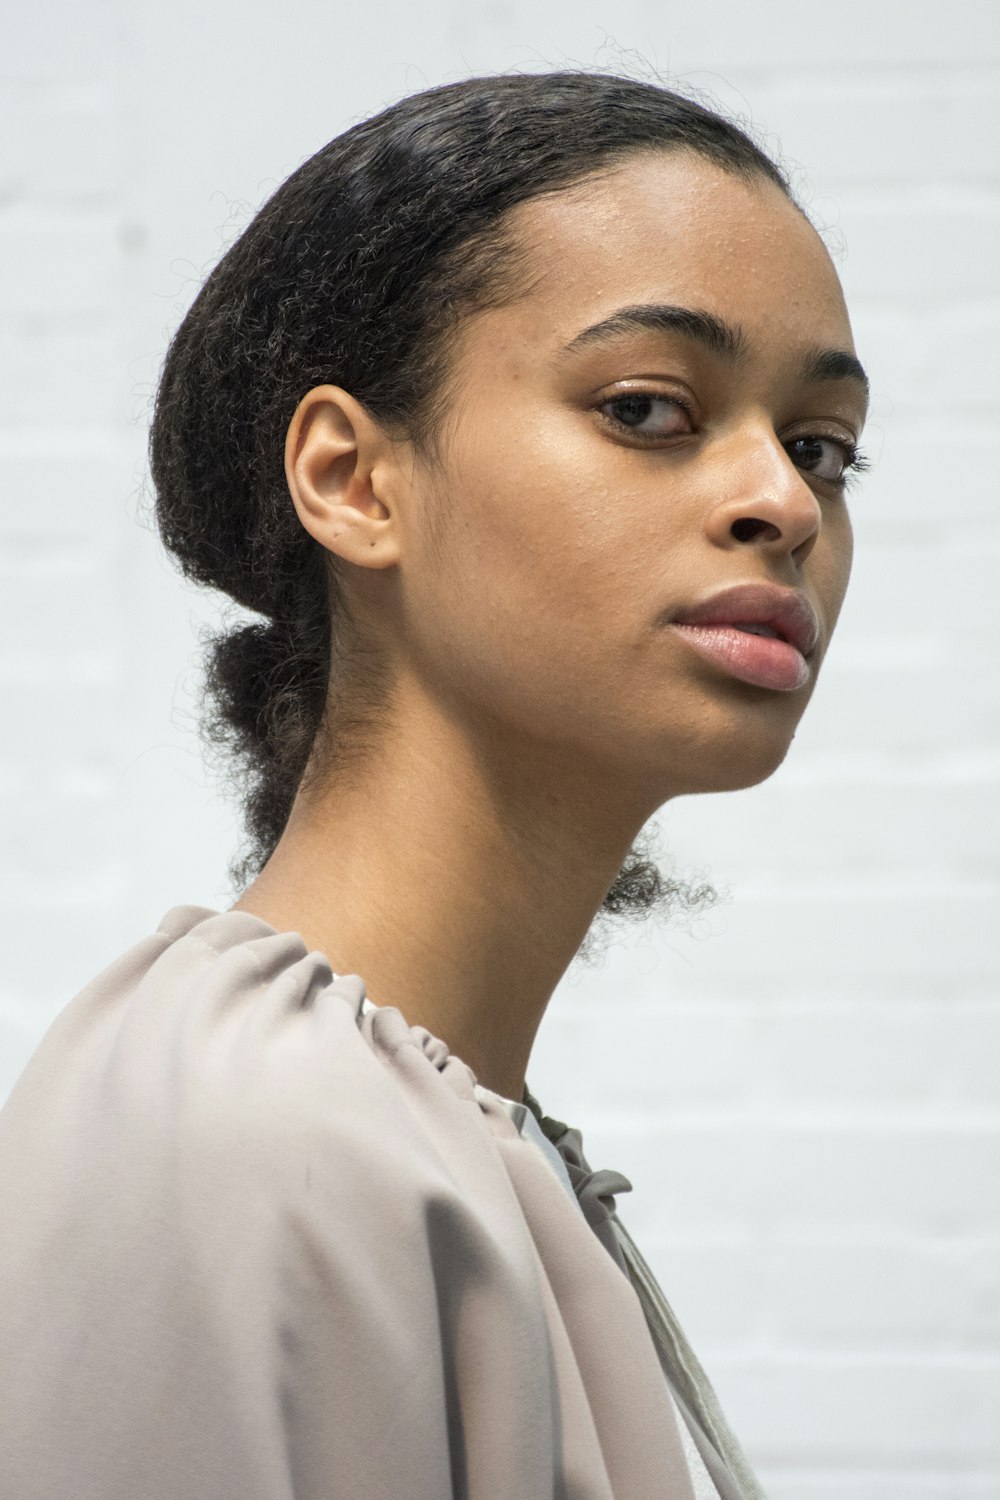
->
[708,428,823,566]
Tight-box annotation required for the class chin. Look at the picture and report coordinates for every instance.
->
[705,751,791,794]
[667,724,797,797]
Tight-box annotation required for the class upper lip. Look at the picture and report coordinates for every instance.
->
[671,583,821,657]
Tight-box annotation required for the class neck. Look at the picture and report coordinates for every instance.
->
[229,687,663,1101]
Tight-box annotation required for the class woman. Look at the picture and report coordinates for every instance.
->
[0,72,869,1499]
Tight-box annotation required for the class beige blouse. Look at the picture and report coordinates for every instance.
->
[0,903,767,1499]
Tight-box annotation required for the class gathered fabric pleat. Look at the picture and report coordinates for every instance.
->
[0,903,765,1500]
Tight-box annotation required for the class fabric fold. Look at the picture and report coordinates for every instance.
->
[522,1087,762,1500]
[0,903,764,1500]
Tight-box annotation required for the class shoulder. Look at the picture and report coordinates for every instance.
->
[0,904,441,1218]
[0,908,481,1498]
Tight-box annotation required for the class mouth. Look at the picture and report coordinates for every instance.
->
[731,622,783,639]
[669,584,821,693]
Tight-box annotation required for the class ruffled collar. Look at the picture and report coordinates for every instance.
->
[359,989,633,1268]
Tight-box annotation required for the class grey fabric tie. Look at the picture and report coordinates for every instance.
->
[523,1085,769,1500]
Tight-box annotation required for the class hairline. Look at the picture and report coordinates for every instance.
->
[402,143,802,475]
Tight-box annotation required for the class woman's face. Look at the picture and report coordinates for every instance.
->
[386,150,868,804]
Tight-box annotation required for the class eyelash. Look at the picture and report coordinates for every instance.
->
[597,392,870,491]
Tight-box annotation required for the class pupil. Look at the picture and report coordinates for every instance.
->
[793,437,825,470]
[616,395,652,426]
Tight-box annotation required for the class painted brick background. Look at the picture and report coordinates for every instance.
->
[2,2,998,1494]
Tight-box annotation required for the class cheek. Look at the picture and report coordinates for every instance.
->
[826,509,854,625]
[402,443,661,719]
[457,419,676,612]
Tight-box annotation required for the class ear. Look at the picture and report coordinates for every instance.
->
[284,385,403,570]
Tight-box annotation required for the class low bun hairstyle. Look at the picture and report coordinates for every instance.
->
[148,69,789,926]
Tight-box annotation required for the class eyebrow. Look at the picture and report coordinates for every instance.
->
[800,345,870,399]
[562,303,747,362]
[561,301,870,400]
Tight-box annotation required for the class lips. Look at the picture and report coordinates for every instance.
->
[671,584,820,658]
[668,584,821,692]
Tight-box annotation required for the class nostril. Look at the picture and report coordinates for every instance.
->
[731,517,782,543]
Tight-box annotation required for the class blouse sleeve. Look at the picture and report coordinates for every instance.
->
[0,905,720,1500]
[0,916,547,1500]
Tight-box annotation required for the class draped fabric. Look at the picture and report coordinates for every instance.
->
[517,1096,766,1500]
[0,903,766,1500]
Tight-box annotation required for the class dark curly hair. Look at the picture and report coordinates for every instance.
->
[147,69,790,930]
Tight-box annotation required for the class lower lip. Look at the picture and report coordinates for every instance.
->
[671,623,811,692]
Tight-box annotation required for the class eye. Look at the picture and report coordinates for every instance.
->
[599,392,694,439]
[785,434,868,486]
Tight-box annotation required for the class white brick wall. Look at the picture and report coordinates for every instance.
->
[2,2,998,1493]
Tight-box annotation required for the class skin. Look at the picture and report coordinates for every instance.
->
[230,150,869,1102]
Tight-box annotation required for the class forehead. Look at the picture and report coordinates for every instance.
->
[486,150,855,358]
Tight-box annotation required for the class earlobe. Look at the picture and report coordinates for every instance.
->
[284,384,400,569]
